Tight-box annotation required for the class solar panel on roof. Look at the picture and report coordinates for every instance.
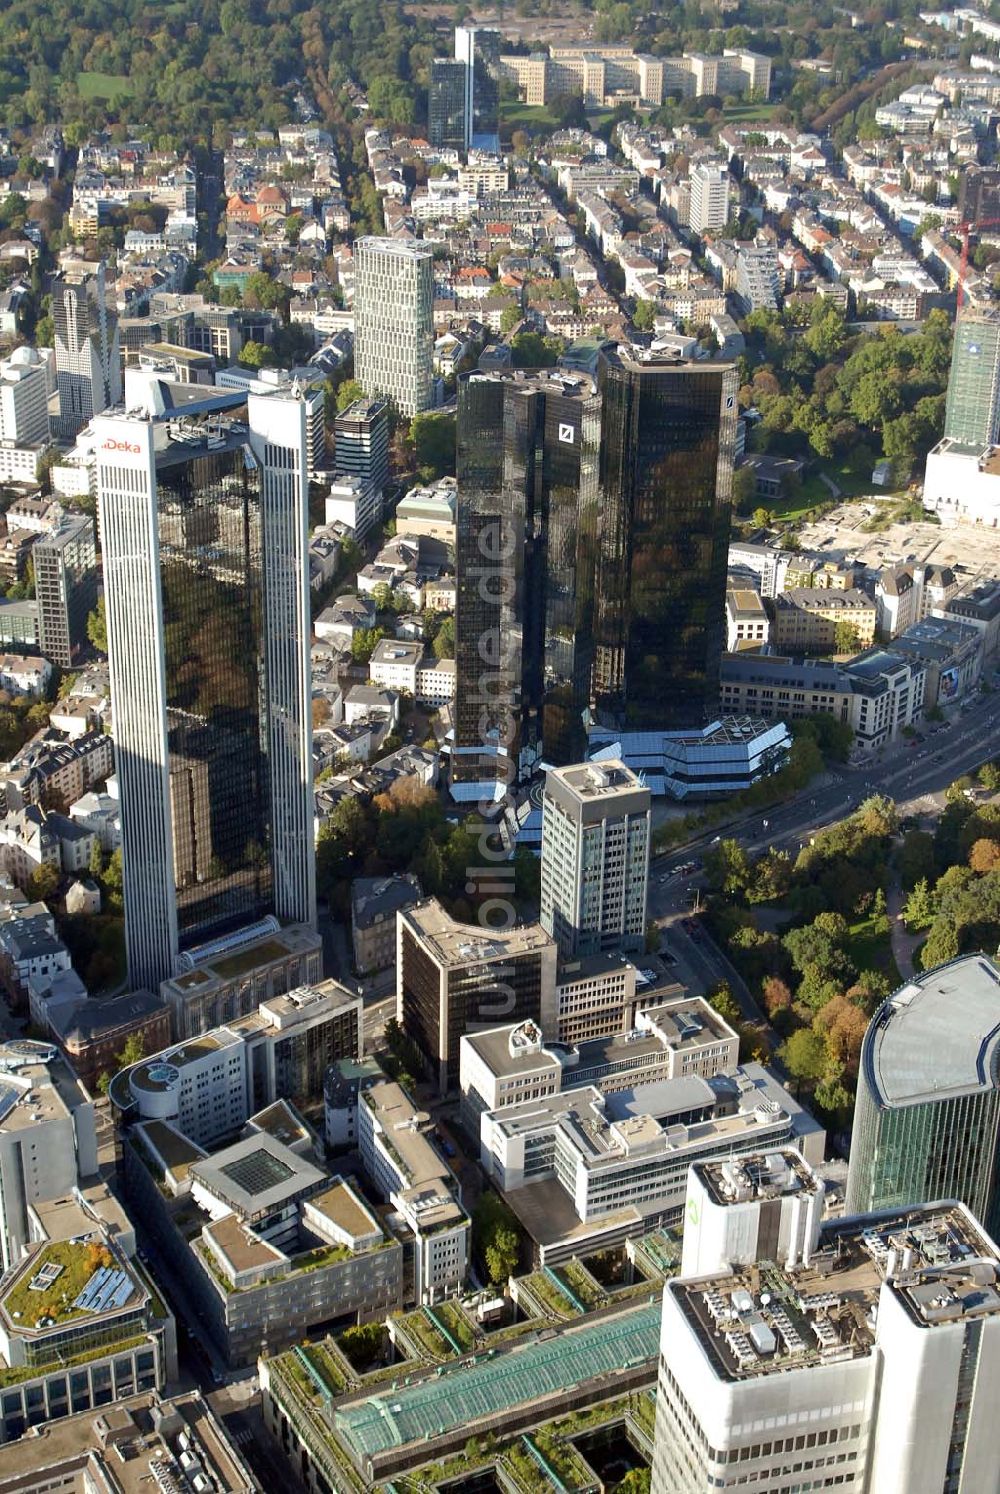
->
[110,1279,133,1310]
[0,1084,20,1125]
[75,1266,111,1310]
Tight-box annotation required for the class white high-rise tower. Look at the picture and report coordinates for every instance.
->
[354,238,434,418]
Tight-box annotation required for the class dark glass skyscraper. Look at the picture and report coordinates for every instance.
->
[454,350,737,785]
[452,26,501,154]
[454,369,601,784]
[597,349,738,730]
[429,58,468,153]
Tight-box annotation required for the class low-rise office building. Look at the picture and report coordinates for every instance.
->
[0,1224,173,1445]
[893,615,983,705]
[159,919,323,1039]
[719,648,926,752]
[397,898,558,1094]
[479,1063,824,1264]
[0,1037,98,1272]
[356,1079,470,1304]
[111,981,362,1145]
[590,718,792,800]
[123,1110,403,1366]
[554,951,652,1044]
[725,587,770,652]
[460,998,739,1131]
[0,1388,258,1492]
[934,577,1000,659]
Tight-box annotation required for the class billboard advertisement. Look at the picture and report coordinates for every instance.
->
[939,665,961,702]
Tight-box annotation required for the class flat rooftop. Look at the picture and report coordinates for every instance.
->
[306,1179,381,1242]
[191,1134,326,1221]
[863,955,1000,1107]
[130,1033,228,1093]
[204,1214,286,1277]
[674,1202,1000,1383]
[463,1023,562,1080]
[696,1149,822,1208]
[363,1081,457,1194]
[244,1099,312,1151]
[0,1390,256,1493]
[727,588,768,617]
[137,1119,206,1180]
[401,898,555,969]
[546,759,646,804]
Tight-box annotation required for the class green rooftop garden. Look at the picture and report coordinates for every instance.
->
[210,938,288,978]
[3,1241,117,1331]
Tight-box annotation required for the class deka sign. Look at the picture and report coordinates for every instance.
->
[101,438,141,454]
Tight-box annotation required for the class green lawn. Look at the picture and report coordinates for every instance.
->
[847,913,901,986]
[723,100,782,124]
[77,71,133,100]
[501,101,558,131]
[770,463,897,522]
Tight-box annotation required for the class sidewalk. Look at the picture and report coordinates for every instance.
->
[887,879,921,982]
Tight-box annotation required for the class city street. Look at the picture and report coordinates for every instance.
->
[647,682,1000,1021]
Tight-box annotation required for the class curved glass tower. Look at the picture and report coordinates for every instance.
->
[846,954,1000,1234]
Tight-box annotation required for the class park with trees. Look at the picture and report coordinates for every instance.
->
[701,762,1000,1133]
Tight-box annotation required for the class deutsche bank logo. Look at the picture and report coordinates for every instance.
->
[558,423,575,444]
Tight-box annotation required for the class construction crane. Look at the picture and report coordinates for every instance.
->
[957,217,1000,308]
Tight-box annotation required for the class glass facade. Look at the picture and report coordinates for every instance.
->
[847,1077,1000,1236]
[469,29,501,151]
[943,310,1000,448]
[598,353,737,730]
[34,515,98,669]
[454,372,601,781]
[429,59,467,152]
[156,441,272,947]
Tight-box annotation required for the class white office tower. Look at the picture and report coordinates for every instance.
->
[52,258,122,438]
[653,1149,1000,1494]
[540,760,650,958]
[680,1150,826,1279]
[0,346,51,445]
[354,238,435,418]
[689,161,731,234]
[95,381,315,992]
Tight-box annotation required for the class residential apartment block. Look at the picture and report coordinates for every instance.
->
[770,588,877,652]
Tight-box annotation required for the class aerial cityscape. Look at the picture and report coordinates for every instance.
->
[0,0,999,1488]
